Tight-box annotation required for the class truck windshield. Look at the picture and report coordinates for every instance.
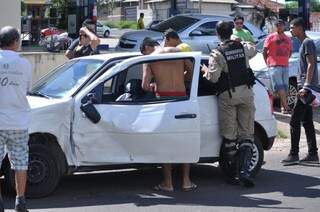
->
[151,16,199,32]
[31,59,104,98]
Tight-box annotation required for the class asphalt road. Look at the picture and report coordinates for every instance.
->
[2,114,320,211]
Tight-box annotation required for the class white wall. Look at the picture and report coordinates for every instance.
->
[0,0,20,31]
[20,52,68,84]
[192,3,233,16]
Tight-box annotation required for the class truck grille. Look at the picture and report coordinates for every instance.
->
[119,38,137,49]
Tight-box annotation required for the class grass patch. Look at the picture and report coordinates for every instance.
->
[103,21,137,29]
[277,129,288,139]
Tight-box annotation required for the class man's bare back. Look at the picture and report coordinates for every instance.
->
[149,59,185,93]
[142,46,190,95]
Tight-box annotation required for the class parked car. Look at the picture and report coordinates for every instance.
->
[116,14,266,54]
[146,19,163,29]
[96,21,111,37]
[0,52,276,198]
[250,31,320,109]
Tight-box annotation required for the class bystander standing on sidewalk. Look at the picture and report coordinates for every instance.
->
[263,19,292,114]
[232,15,254,43]
[0,26,32,212]
[137,13,145,30]
[282,18,319,165]
[65,19,100,59]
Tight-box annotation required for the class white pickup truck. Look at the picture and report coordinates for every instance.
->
[1,52,277,198]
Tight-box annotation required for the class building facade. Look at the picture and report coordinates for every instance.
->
[0,0,20,32]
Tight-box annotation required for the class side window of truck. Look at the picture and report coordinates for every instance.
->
[95,58,195,104]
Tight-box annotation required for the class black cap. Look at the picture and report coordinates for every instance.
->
[275,19,285,26]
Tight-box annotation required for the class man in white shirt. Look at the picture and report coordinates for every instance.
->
[0,26,32,212]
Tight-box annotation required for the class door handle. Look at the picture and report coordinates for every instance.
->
[175,114,197,119]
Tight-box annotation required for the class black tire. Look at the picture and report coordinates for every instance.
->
[287,77,298,109]
[219,132,264,178]
[4,142,62,198]
[104,30,110,38]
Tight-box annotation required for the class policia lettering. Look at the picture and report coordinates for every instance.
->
[213,40,255,97]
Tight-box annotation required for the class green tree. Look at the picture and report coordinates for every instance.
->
[285,0,320,12]
[50,0,68,29]
[21,0,27,16]
[311,0,320,12]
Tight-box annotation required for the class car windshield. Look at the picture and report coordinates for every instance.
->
[256,36,301,53]
[31,59,104,99]
[150,16,199,32]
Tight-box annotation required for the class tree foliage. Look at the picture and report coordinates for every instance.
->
[285,0,320,12]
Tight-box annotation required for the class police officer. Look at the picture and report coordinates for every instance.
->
[202,21,257,187]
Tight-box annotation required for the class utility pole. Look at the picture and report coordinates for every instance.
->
[285,0,310,29]
[298,0,310,29]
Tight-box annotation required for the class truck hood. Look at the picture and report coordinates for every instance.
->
[120,29,163,41]
[27,96,69,110]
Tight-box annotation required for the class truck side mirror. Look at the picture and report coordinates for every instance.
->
[190,30,202,36]
[80,93,101,124]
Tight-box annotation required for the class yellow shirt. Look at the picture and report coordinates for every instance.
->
[177,43,192,52]
[137,18,144,29]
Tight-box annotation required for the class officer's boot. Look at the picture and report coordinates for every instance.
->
[238,140,255,188]
[222,138,239,185]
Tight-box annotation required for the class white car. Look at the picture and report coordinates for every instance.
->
[96,21,111,37]
[251,31,320,109]
[1,52,276,198]
[116,14,266,54]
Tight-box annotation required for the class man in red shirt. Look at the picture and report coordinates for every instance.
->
[263,19,292,113]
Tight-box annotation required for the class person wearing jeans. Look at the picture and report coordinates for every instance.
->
[263,19,292,114]
[282,18,319,165]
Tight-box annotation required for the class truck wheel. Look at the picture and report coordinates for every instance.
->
[5,142,61,198]
[104,30,110,38]
[219,133,264,178]
[287,77,298,109]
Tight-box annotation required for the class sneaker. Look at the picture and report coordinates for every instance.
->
[239,176,255,188]
[299,154,319,164]
[15,197,28,212]
[281,154,299,165]
[15,203,29,212]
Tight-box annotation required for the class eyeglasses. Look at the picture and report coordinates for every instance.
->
[235,22,243,25]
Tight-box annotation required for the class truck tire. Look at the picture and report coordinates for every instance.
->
[104,30,110,38]
[219,132,264,178]
[5,142,62,198]
[288,77,298,109]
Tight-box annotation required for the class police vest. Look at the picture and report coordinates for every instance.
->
[214,40,255,96]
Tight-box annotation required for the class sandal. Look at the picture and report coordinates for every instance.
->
[153,184,174,192]
[182,182,197,192]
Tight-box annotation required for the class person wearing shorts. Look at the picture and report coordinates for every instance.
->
[263,19,292,113]
[140,38,196,192]
[0,26,32,212]
[269,66,289,95]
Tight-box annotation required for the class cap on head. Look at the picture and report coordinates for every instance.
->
[164,28,180,40]
[140,37,160,53]
[216,21,233,40]
[0,26,20,48]
[275,19,285,26]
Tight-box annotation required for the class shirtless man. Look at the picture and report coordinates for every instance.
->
[140,37,197,192]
